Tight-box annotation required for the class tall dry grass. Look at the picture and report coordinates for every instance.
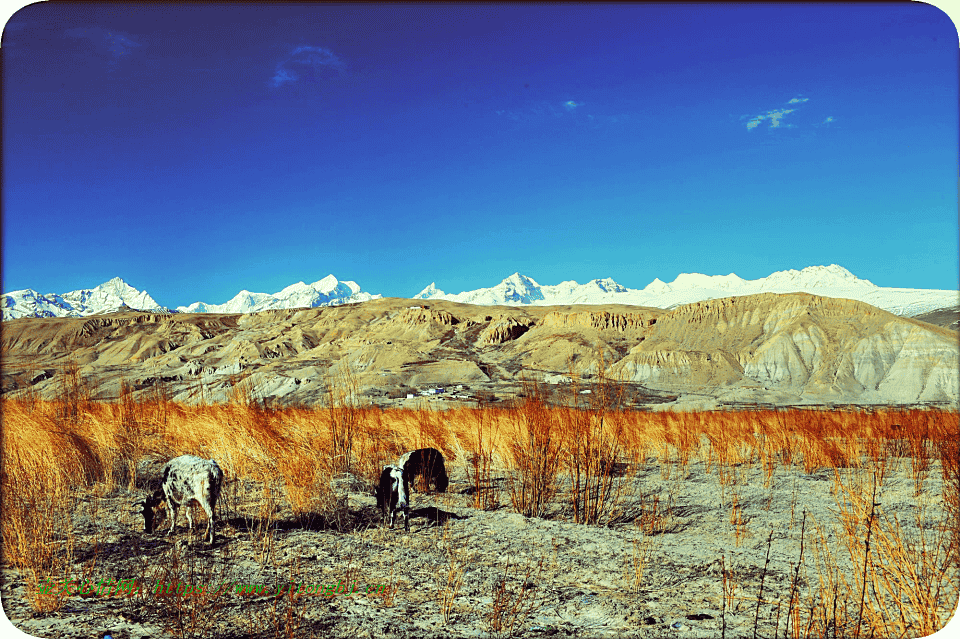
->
[561,360,632,525]
[505,383,564,518]
[3,369,957,630]
[464,403,501,510]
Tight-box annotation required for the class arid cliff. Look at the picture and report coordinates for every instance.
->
[2,293,956,408]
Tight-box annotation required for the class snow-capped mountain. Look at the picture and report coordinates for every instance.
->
[415,265,959,317]
[4,266,956,321]
[416,273,631,306]
[175,275,380,314]
[2,275,381,320]
[1,278,166,320]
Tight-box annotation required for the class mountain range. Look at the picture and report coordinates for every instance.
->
[1,275,378,321]
[175,275,379,314]
[2,265,957,321]
[0,277,166,321]
[2,292,956,408]
[414,265,959,316]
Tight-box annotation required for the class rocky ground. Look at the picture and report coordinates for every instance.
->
[4,293,958,411]
[2,451,956,639]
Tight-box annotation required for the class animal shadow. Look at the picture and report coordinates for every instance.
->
[410,506,465,527]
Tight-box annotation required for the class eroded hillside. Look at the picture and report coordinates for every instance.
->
[1,294,956,408]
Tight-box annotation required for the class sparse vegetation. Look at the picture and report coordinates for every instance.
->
[1,378,957,638]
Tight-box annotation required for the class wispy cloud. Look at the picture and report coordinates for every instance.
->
[271,46,344,87]
[494,99,627,127]
[746,108,795,130]
[65,27,143,66]
[745,96,809,130]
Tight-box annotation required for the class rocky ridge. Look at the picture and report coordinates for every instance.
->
[1,293,956,409]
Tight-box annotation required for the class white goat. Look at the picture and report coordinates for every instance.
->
[136,455,223,544]
[375,465,410,531]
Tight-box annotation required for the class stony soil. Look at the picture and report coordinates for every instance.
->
[2,452,956,639]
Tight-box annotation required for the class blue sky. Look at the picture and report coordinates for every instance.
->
[3,3,958,308]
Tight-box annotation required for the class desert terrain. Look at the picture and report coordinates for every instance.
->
[1,383,958,638]
[1,293,958,638]
[1,293,957,410]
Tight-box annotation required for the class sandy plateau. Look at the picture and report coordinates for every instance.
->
[1,293,958,409]
[1,399,958,639]
[1,293,958,638]
[2,438,958,638]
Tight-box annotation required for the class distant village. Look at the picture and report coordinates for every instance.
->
[404,385,471,401]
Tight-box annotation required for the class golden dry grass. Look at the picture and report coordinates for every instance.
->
[2,380,957,636]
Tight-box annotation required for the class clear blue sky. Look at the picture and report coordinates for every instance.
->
[3,3,958,307]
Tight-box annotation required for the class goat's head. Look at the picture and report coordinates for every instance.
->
[134,490,165,533]
[389,466,408,509]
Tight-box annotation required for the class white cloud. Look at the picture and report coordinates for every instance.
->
[271,46,344,87]
[767,108,795,127]
[564,100,579,111]
[65,27,143,66]
[746,108,795,130]
[745,96,809,130]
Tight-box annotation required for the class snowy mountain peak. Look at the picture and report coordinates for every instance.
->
[175,275,379,314]
[502,272,539,287]
[762,264,875,289]
[411,266,955,317]
[669,272,746,290]
[1,278,165,320]
[414,283,444,299]
[314,274,340,291]
[643,278,671,294]
[496,273,544,303]
[4,265,955,321]
[590,278,628,293]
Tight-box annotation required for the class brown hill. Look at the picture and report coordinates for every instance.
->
[1,293,956,408]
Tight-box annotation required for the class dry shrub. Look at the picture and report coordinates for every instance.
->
[414,407,450,456]
[797,463,960,638]
[147,541,237,639]
[506,383,563,518]
[935,434,960,571]
[324,371,363,475]
[355,407,403,490]
[0,399,103,611]
[436,523,472,624]
[625,517,659,594]
[5,374,958,628]
[465,404,501,510]
[486,557,544,638]
[561,371,629,525]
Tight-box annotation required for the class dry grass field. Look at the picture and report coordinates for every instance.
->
[1,369,958,638]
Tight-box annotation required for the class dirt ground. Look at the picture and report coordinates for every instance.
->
[2,451,956,639]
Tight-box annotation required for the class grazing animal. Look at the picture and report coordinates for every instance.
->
[375,465,410,531]
[396,448,448,493]
[135,455,223,544]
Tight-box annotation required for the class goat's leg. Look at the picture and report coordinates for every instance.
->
[199,501,215,544]
[185,502,194,531]
[166,502,178,536]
